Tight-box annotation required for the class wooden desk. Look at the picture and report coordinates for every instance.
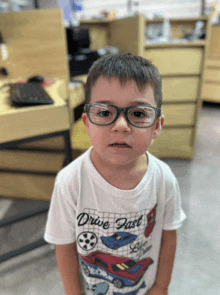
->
[0,8,72,262]
[0,80,70,145]
[0,80,73,198]
[0,80,73,262]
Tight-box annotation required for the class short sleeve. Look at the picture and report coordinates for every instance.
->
[44,177,77,245]
[163,179,186,230]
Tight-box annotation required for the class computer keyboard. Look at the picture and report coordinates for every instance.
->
[9,83,54,106]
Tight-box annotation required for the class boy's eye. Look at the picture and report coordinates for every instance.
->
[90,106,113,117]
[130,108,154,118]
[132,111,146,118]
[97,110,111,117]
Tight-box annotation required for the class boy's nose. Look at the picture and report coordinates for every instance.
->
[111,113,131,133]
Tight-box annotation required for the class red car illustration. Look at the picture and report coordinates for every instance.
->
[145,204,157,238]
[80,251,153,288]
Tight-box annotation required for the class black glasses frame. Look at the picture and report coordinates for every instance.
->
[84,103,162,128]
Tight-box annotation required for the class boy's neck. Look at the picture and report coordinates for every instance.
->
[90,150,148,190]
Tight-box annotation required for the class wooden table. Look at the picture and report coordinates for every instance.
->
[0,80,70,145]
[0,80,73,262]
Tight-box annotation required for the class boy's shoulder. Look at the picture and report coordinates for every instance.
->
[55,148,91,185]
[147,152,177,183]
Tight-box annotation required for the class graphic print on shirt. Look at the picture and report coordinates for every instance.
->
[145,205,157,238]
[78,232,98,251]
[101,232,138,250]
[113,281,146,295]
[77,206,157,294]
[86,281,146,295]
[80,251,153,288]
[86,282,109,295]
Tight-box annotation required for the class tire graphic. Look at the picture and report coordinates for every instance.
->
[81,263,90,276]
[77,232,98,251]
[113,278,124,288]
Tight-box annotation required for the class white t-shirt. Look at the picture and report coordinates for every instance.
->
[44,147,186,295]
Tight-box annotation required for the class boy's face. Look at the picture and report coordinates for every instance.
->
[82,77,164,169]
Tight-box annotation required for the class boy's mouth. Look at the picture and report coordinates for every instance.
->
[109,143,131,148]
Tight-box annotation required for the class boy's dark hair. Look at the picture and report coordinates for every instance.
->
[85,53,162,108]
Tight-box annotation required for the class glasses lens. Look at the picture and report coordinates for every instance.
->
[89,104,117,125]
[128,106,156,127]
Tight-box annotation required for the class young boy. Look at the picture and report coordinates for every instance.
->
[44,53,186,295]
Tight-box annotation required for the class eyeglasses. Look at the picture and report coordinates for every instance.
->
[84,103,161,128]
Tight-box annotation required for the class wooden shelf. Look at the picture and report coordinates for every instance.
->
[145,16,208,23]
[81,19,112,24]
[144,40,206,48]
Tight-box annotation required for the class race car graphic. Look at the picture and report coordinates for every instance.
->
[80,251,153,289]
[101,232,137,250]
[87,282,109,295]
[144,204,157,238]
[113,281,146,295]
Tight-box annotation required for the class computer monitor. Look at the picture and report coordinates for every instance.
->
[66,26,91,56]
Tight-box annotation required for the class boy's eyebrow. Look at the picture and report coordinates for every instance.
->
[94,100,154,106]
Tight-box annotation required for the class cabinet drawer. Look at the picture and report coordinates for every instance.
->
[0,149,65,172]
[148,128,194,159]
[204,68,220,83]
[202,83,220,103]
[15,135,65,149]
[145,48,203,75]
[205,59,220,68]
[162,77,200,102]
[162,104,196,127]
[0,173,55,201]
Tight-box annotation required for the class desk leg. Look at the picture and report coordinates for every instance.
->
[0,130,73,262]
[0,203,49,263]
[0,203,49,227]
[63,130,73,166]
[0,239,47,263]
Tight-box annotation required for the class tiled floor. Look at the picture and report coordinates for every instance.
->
[1,104,220,295]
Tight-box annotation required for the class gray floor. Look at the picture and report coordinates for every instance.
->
[1,104,220,295]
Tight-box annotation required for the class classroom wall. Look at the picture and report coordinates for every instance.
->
[0,0,58,11]
[1,1,216,19]
[58,0,216,20]
[78,0,203,19]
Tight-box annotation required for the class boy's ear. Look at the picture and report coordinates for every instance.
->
[82,112,91,136]
[82,112,90,128]
[152,116,164,139]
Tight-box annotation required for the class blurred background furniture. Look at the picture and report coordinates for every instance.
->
[0,9,213,198]
[0,5,215,262]
[0,9,73,262]
[0,9,72,202]
[202,24,220,103]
